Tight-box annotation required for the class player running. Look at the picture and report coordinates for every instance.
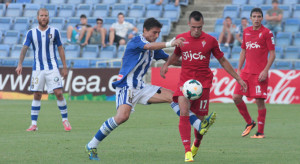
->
[161,11,247,162]
[233,8,276,139]
[15,8,71,132]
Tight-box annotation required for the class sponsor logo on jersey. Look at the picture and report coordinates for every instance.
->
[182,51,206,61]
[259,32,262,38]
[202,40,206,47]
[54,77,59,82]
[246,41,260,49]
[48,34,52,39]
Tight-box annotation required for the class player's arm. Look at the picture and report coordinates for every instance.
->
[259,50,276,82]
[143,37,185,50]
[57,45,68,77]
[15,45,29,75]
[237,49,246,75]
[218,56,247,92]
[160,53,181,78]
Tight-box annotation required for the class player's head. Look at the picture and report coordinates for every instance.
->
[188,11,204,38]
[143,17,163,42]
[37,8,49,28]
[80,14,87,25]
[117,12,125,23]
[250,8,263,28]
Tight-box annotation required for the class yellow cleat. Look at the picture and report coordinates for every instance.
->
[185,151,194,162]
[199,112,217,135]
[191,144,199,158]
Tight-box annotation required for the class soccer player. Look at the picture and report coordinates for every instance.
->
[85,17,206,161]
[233,8,275,139]
[15,8,72,132]
[160,11,247,162]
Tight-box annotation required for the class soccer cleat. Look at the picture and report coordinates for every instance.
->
[241,120,256,137]
[63,120,72,131]
[85,144,100,161]
[26,125,38,131]
[191,144,199,158]
[184,151,194,162]
[199,112,217,135]
[250,132,265,138]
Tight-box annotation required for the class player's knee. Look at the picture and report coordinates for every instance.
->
[232,94,242,104]
[115,114,129,124]
[34,92,42,100]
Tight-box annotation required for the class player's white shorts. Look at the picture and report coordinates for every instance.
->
[115,84,160,111]
[30,69,63,94]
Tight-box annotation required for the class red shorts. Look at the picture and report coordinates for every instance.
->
[173,88,210,116]
[233,72,268,99]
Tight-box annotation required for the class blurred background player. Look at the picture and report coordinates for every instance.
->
[15,8,71,132]
[109,12,138,46]
[218,16,236,47]
[81,17,107,47]
[161,11,247,162]
[66,14,92,45]
[85,17,187,161]
[265,0,283,35]
[233,8,276,139]
[234,17,249,47]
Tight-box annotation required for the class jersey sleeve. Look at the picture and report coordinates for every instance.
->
[211,38,224,59]
[54,29,63,47]
[23,30,32,47]
[154,49,169,60]
[127,36,147,53]
[265,30,275,51]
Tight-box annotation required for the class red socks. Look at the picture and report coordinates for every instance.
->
[179,116,191,153]
[236,101,252,124]
[193,128,203,147]
[257,108,266,134]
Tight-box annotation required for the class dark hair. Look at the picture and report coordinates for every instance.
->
[96,18,103,22]
[250,8,263,17]
[143,17,163,31]
[80,14,87,18]
[241,17,248,21]
[37,8,49,16]
[225,16,232,20]
[272,0,278,3]
[118,12,124,17]
[189,11,204,22]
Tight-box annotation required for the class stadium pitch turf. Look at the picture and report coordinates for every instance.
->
[0,100,299,164]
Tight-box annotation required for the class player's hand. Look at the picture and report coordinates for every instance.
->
[15,64,23,75]
[160,63,168,79]
[61,67,68,78]
[171,37,185,48]
[258,70,268,82]
[237,79,247,93]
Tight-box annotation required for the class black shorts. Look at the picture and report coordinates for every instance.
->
[114,34,126,43]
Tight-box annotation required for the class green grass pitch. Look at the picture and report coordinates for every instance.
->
[0,100,299,164]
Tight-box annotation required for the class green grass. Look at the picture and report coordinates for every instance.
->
[0,100,299,164]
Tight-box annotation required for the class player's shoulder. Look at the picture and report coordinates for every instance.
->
[262,25,272,34]
[176,31,189,38]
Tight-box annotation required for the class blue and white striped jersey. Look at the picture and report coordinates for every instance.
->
[112,34,169,89]
[23,26,62,71]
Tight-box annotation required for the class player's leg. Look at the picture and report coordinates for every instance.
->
[251,98,266,138]
[27,92,42,131]
[53,88,71,131]
[178,96,194,162]
[86,87,134,160]
[66,26,74,43]
[27,70,45,131]
[233,73,255,137]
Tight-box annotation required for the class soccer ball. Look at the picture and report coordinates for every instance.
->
[182,79,203,100]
